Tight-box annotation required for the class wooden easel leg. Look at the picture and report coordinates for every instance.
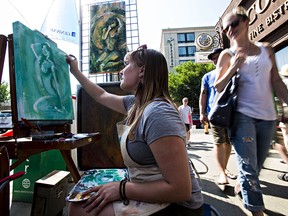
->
[0,146,10,216]
[10,158,26,170]
[60,150,80,183]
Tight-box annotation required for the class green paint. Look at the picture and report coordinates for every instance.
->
[66,169,127,201]
[12,21,74,121]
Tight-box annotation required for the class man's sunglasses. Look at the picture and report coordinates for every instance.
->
[222,19,240,34]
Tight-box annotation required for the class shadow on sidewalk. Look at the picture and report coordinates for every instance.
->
[200,178,247,215]
[260,179,288,201]
[200,178,287,216]
[263,209,286,216]
[187,141,214,152]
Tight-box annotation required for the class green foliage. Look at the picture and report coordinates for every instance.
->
[0,81,10,105]
[168,61,215,113]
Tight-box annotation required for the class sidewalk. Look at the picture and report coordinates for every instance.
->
[9,129,288,216]
[188,128,288,216]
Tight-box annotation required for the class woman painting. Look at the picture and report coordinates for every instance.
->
[66,45,204,216]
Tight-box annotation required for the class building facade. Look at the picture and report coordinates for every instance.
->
[160,26,220,71]
[216,0,288,71]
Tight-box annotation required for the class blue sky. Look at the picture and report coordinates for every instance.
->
[0,0,231,91]
[137,0,231,49]
[1,0,231,49]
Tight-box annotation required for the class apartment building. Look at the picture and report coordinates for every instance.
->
[160,26,220,71]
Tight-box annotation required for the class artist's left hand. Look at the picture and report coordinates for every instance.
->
[81,181,121,214]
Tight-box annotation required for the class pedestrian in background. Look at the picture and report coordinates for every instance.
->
[178,97,193,145]
[199,48,236,185]
[274,64,288,182]
[215,6,288,216]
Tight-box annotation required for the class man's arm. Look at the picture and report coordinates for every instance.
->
[199,87,208,123]
[189,107,193,126]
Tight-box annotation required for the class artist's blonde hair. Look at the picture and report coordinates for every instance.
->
[124,45,177,140]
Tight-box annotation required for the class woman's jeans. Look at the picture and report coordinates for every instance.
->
[229,112,276,212]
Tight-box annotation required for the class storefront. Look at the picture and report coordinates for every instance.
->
[216,0,288,70]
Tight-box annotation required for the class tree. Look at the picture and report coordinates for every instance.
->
[168,61,215,113]
[0,81,10,106]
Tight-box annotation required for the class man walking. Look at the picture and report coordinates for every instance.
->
[178,97,193,145]
[199,48,236,184]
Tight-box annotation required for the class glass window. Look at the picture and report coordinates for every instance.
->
[178,47,187,57]
[187,46,196,56]
[177,33,195,43]
[177,34,186,43]
[275,46,288,70]
[186,33,195,42]
[178,46,196,57]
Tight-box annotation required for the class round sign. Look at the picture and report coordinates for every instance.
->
[22,178,31,189]
[196,33,214,50]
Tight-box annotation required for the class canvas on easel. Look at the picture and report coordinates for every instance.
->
[12,21,74,122]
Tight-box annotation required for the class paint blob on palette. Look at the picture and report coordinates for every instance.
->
[66,168,128,202]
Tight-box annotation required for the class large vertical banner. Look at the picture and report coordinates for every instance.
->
[40,0,79,45]
[90,1,126,74]
[13,21,74,121]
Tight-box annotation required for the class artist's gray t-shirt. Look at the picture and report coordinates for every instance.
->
[123,95,186,165]
[123,95,203,209]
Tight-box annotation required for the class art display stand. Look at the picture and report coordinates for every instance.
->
[77,83,126,170]
[0,33,101,208]
[0,33,101,181]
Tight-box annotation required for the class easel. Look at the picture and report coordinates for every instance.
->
[0,146,10,216]
[0,35,7,84]
[0,33,101,183]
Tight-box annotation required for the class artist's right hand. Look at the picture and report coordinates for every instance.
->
[66,54,79,75]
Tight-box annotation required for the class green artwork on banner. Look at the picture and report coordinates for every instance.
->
[89,1,127,73]
[12,21,74,121]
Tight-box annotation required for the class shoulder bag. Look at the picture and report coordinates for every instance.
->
[208,72,240,128]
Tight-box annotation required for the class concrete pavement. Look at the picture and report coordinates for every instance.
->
[188,128,288,216]
[9,128,288,216]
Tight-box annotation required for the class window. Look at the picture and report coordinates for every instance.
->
[0,110,12,133]
[177,34,186,43]
[178,47,186,57]
[178,46,196,57]
[187,46,196,56]
[177,32,195,43]
[275,46,288,70]
[179,60,195,64]
[186,33,195,42]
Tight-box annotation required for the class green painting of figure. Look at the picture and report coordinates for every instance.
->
[90,1,127,73]
[13,21,74,121]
